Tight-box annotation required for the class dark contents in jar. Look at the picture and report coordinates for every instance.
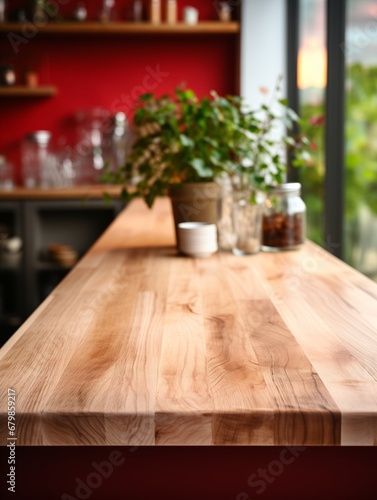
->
[262,212,304,248]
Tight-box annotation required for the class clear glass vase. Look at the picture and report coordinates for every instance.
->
[232,189,262,256]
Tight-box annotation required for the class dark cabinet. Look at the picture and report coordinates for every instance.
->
[0,195,123,345]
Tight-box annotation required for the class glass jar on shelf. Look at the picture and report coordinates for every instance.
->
[262,182,306,251]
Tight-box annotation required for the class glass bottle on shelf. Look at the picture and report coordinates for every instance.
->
[0,0,6,23]
[217,2,232,22]
[30,0,47,24]
[133,0,143,21]
[75,107,110,184]
[21,131,52,188]
[166,0,177,24]
[150,0,161,24]
[261,183,306,251]
[108,112,130,172]
[98,0,116,22]
[73,2,88,22]
[0,155,14,190]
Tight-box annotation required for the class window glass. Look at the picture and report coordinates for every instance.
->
[298,0,327,245]
[345,0,377,280]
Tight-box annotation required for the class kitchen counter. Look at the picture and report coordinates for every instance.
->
[0,198,376,446]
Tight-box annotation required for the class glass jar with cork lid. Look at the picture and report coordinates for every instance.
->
[262,182,306,251]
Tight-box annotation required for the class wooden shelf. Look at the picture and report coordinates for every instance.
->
[0,86,58,97]
[0,185,123,200]
[0,21,239,35]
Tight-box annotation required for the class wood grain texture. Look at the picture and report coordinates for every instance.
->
[0,197,376,445]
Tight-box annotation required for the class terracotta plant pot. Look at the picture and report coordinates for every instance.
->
[168,182,221,246]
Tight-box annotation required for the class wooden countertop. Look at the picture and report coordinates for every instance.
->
[0,185,122,200]
[0,198,377,446]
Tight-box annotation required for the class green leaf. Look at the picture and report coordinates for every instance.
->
[209,152,223,166]
[179,134,194,148]
[287,108,300,121]
[300,151,312,162]
[102,192,112,206]
[139,93,153,101]
[189,158,214,178]
[176,88,196,101]
[202,136,218,148]
[283,136,296,146]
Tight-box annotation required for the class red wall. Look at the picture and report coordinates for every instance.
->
[0,0,239,183]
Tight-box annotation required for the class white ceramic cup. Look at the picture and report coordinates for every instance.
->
[178,222,218,258]
[183,6,199,25]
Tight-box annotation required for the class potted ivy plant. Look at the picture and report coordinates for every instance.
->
[104,82,312,247]
[105,87,253,229]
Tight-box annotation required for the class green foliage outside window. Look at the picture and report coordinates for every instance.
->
[298,63,377,275]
